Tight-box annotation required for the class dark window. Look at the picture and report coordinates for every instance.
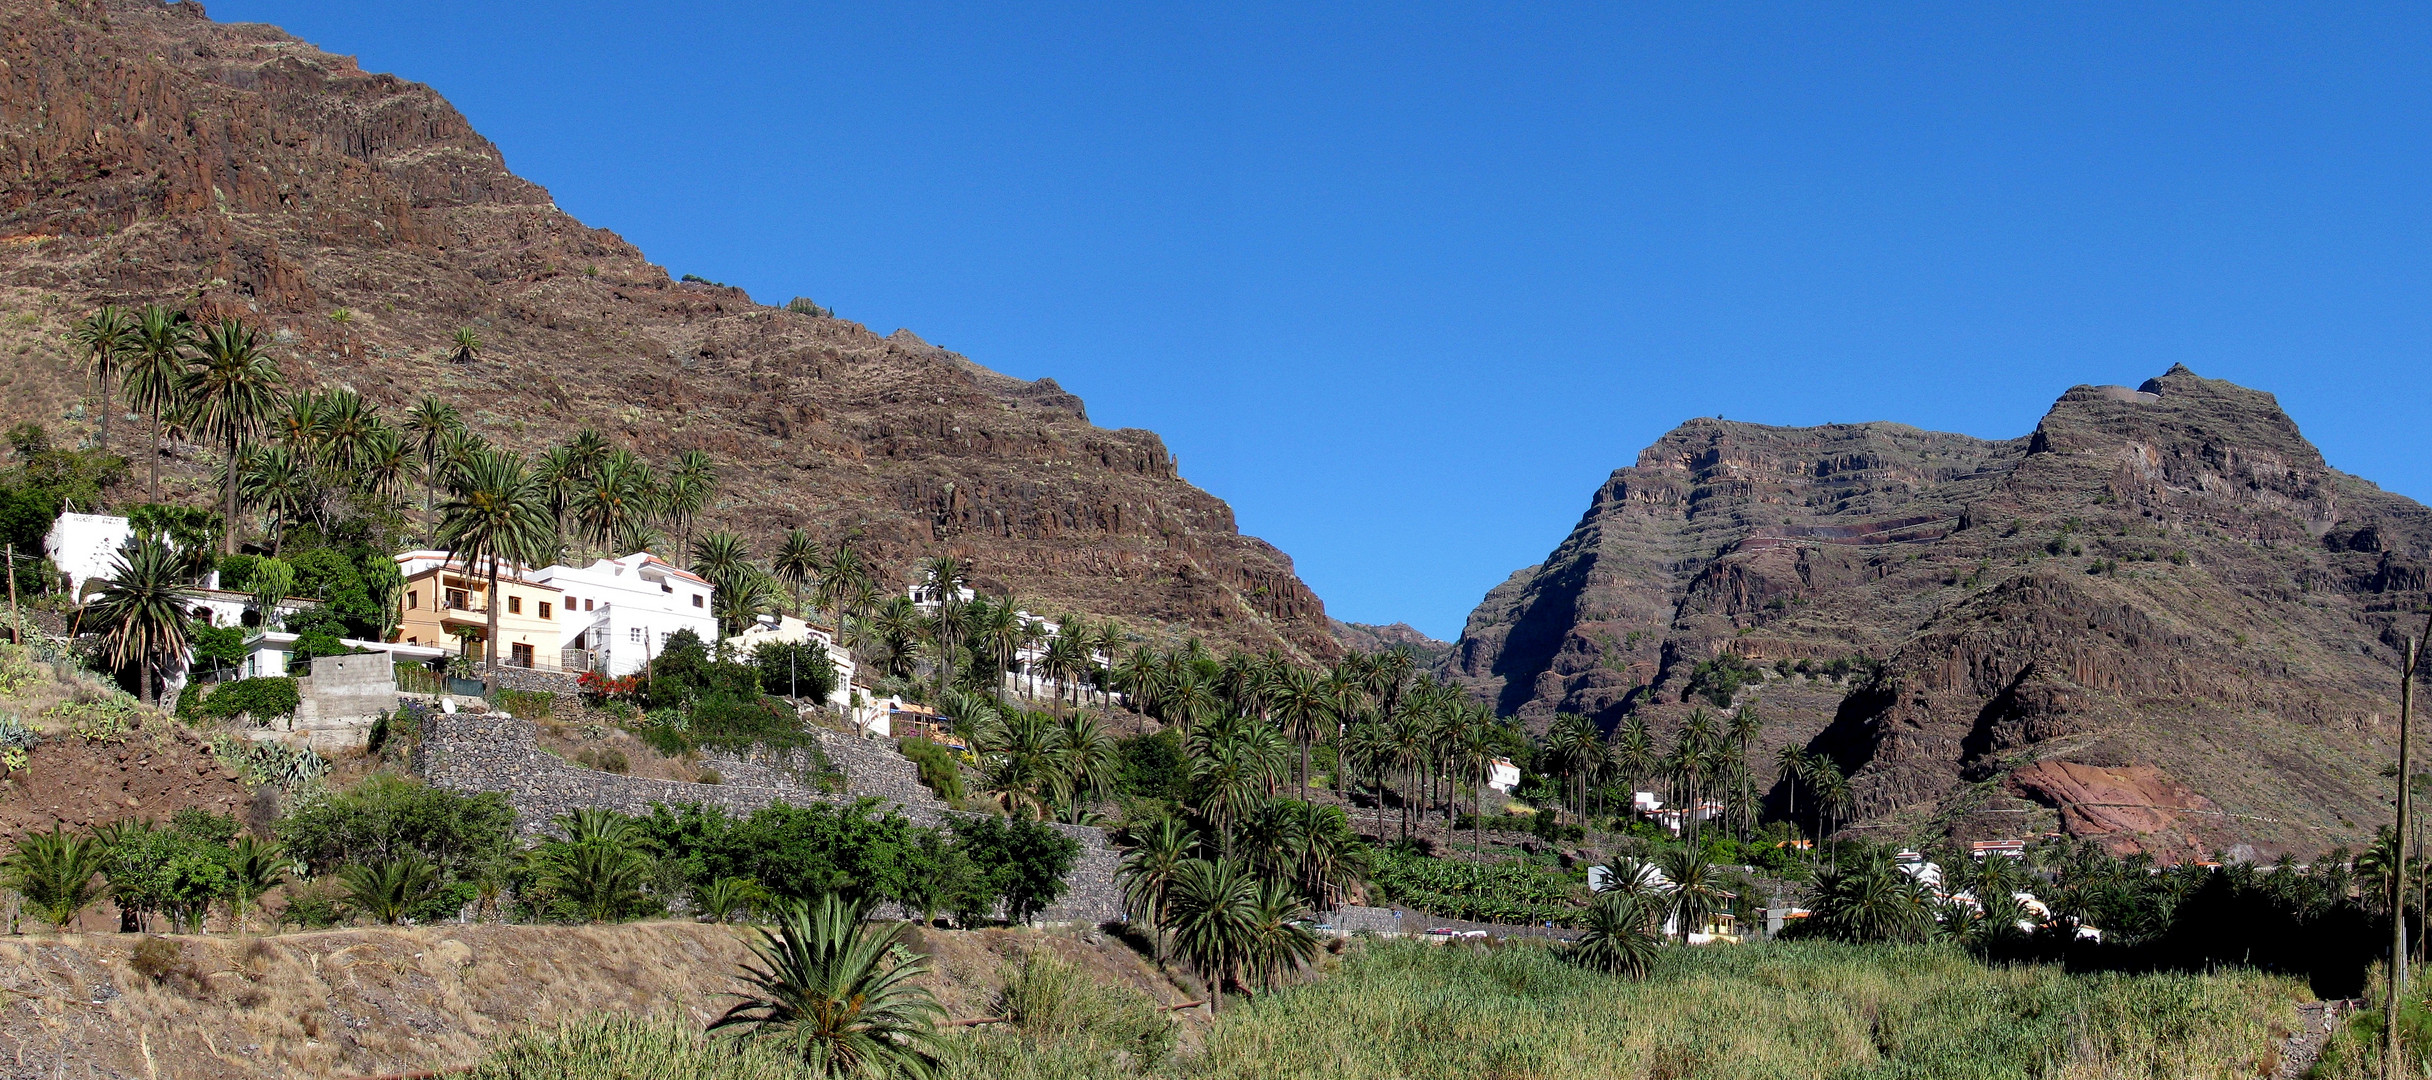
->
[510,642,535,667]
[539,602,553,620]
[445,588,469,610]
[407,590,419,610]
[508,596,523,615]
[585,598,595,611]
[692,594,704,608]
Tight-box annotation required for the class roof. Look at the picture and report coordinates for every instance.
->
[397,549,559,588]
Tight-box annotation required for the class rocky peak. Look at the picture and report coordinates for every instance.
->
[1447,367,2432,859]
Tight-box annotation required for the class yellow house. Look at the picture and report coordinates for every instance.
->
[394,550,566,669]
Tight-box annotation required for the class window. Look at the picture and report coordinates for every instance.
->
[510,642,535,667]
[629,627,644,644]
[445,588,469,610]
[692,594,704,608]
[539,602,553,620]
[507,596,523,615]
[407,590,419,610]
[585,598,595,612]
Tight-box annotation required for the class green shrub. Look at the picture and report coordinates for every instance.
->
[469,1015,810,1080]
[190,677,301,723]
[751,639,838,702]
[498,688,556,721]
[898,736,966,801]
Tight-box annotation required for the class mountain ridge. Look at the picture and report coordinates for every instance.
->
[1445,365,2432,858]
[0,0,1337,659]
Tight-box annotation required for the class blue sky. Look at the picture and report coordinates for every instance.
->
[213,2,2432,640]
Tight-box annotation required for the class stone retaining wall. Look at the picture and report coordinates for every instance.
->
[416,712,1121,924]
[486,667,583,696]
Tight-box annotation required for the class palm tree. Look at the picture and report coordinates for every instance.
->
[1163,858,1258,1012]
[710,893,944,1078]
[1244,878,1319,992]
[1118,817,1198,963]
[974,710,1058,819]
[3,826,108,928]
[1657,847,1724,943]
[574,450,649,555]
[183,319,286,554]
[1808,850,1934,944]
[403,396,463,515]
[435,449,556,669]
[73,305,136,454]
[1453,705,1501,857]
[228,835,287,932]
[449,327,481,365]
[1574,890,1661,977]
[340,857,438,924]
[692,530,753,593]
[1039,631,1087,715]
[1051,712,1121,818]
[920,555,969,702]
[87,536,194,705]
[239,445,310,556]
[317,388,380,474]
[664,449,716,555]
[774,529,823,617]
[357,425,420,515]
[124,305,191,503]
[714,574,778,639]
[1266,663,1333,792]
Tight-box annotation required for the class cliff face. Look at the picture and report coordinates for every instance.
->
[1448,367,2432,859]
[0,0,1334,659]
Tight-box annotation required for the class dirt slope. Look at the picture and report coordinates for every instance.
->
[0,0,1333,660]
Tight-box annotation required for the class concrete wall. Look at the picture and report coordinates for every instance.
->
[248,652,398,754]
[416,712,1122,924]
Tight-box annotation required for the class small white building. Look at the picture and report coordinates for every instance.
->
[535,552,719,677]
[1485,758,1521,794]
[726,613,855,713]
[43,512,133,598]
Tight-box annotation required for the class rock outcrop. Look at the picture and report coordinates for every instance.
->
[0,0,1334,659]
[1447,367,2432,858]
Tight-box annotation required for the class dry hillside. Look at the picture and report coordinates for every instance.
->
[0,0,1335,660]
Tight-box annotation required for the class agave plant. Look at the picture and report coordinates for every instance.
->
[710,892,944,1078]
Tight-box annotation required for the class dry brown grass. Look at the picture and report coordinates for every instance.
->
[0,919,1191,1079]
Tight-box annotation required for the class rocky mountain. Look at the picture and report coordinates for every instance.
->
[1328,619,1452,665]
[1446,368,2432,859]
[0,0,1335,659]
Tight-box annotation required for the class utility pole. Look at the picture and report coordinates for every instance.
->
[2392,609,2432,1080]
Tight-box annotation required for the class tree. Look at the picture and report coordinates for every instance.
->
[73,305,136,455]
[692,529,752,594]
[239,444,310,555]
[434,449,556,669]
[1244,877,1319,992]
[710,892,944,1079]
[87,535,195,705]
[182,319,286,554]
[1117,817,1198,963]
[1163,858,1257,1012]
[4,826,107,928]
[1051,712,1121,819]
[665,449,716,556]
[1266,663,1333,793]
[1575,890,1661,977]
[124,305,192,503]
[774,528,822,616]
[402,396,463,516]
[1657,846,1723,943]
[449,327,481,365]
[574,450,649,556]
[920,554,969,703]
[341,857,438,925]
[227,835,287,932]
[1807,850,1935,943]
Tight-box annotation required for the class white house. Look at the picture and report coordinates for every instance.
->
[1485,758,1521,794]
[725,613,855,713]
[43,512,133,598]
[534,552,718,677]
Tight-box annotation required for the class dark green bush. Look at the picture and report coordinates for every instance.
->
[187,677,300,723]
[1117,729,1189,800]
[897,736,965,801]
[751,639,837,703]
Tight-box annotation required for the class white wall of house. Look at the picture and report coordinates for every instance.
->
[43,512,132,598]
[537,552,718,677]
